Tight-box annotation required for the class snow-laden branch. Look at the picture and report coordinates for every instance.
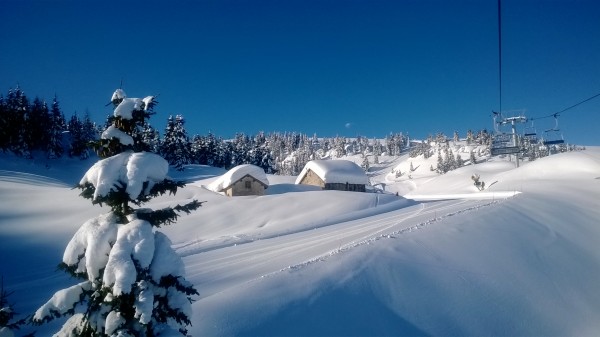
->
[103,219,154,295]
[33,281,91,323]
[101,125,134,146]
[62,212,119,280]
[79,151,169,201]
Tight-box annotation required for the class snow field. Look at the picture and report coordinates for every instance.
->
[1,147,599,336]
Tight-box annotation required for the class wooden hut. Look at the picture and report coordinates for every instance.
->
[295,160,368,192]
[208,164,269,196]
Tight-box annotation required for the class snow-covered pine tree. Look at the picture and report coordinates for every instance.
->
[436,148,444,174]
[33,89,201,337]
[455,151,464,168]
[469,150,477,165]
[141,122,161,154]
[161,115,192,171]
[361,155,370,172]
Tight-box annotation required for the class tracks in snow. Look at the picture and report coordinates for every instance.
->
[184,198,503,300]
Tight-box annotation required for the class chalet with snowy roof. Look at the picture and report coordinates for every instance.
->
[295,160,368,192]
[208,164,269,197]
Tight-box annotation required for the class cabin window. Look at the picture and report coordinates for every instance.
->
[245,181,251,189]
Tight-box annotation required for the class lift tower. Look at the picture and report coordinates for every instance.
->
[491,114,527,167]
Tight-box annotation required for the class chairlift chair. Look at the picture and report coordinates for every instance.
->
[523,121,538,144]
[542,130,564,145]
[542,114,564,145]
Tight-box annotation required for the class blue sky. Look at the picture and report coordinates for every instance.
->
[1,0,599,145]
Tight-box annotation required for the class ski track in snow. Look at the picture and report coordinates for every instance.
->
[186,196,507,300]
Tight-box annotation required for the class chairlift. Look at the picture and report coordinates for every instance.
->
[523,120,538,143]
[491,132,519,155]
[542,114,565,145]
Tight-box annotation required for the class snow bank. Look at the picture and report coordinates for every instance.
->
[295,159,368,185]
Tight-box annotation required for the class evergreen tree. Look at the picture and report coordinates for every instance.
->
[33,88,200,336]
[436,148,445,174]
[5,86,31,157]
[141,122,160,154]
[466,129,474,145]
[231,133,250,166]
[203,132,218,166]
[161,115,192,171]
[455,152,464,168]
[469,150,477,165]
[92,89,156,158]
[444,147,456,171]
[0,277,34,337]
[67,113,88,159]
[334,136,346,157]
[0,95,7,151]
[26,97,50,152]
[46,95,66,159]
[190,134,206,165]
[79,111,98,160]
[361,155,370,172]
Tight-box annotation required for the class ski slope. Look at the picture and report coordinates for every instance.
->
[1,147,600,336]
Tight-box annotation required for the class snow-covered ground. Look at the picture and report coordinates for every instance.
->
[1,146,600,336]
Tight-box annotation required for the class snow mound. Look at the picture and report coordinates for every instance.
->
[511,150,600,179]
[295,160,368,185]
[207,164,269,192]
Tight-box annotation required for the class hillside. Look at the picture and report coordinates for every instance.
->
[1,145,599,336]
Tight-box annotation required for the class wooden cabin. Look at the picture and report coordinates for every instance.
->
[208,164,269,196]
[295,160,368,192]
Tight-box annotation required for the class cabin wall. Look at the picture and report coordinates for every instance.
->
[299,169,325,188]
[299,170,365,192]
[324,182,366,192]
[225,176,266,196]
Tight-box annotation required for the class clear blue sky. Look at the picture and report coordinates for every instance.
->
[1,0,599,145]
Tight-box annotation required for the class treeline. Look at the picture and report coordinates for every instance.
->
[0,86,97,159]
[160,127,408,175]
[1,86,412,175]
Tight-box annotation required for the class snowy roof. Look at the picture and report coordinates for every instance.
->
[295,160,368,185]
[207,164,269,192]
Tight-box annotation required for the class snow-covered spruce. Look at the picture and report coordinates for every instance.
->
[33,89,201,336]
